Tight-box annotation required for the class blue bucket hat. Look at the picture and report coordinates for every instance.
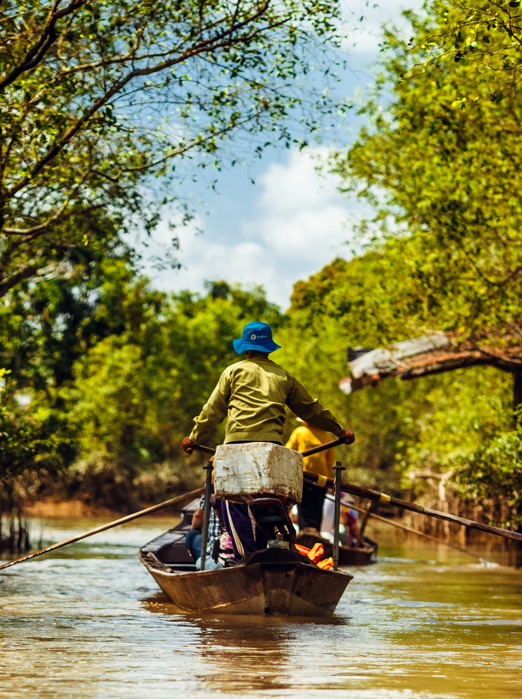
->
[232,321,281,355]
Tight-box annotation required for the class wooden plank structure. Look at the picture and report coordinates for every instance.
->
[339,327,522,404]
[338,327,522,561]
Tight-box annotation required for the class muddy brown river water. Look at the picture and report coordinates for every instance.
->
[1,516,521,698]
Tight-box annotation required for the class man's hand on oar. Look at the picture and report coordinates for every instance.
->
[182,436,196,453]
[339,429,355,445]
[182,437,215,456]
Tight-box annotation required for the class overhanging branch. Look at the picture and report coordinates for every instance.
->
[0,265,38,298]
[0,0,88,93]
[5,1,276,201]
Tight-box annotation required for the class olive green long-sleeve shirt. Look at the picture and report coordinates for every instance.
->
[189,357,344,445]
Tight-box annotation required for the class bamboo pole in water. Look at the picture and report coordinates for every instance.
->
[0,486,205,571]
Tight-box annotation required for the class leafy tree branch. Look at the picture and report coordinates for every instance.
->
[0,0,346,296]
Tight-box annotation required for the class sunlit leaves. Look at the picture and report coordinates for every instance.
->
[455,421,522,525]
[0,0,346,296]
[405,1,522,92]
[331,3,522,342]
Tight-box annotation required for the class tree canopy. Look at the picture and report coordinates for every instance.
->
[407,0,522,91]
[0,0,346,297]
[2,0,521,526]
[330,2,522,346]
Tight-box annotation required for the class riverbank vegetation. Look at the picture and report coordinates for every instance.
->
[1,1,521,538]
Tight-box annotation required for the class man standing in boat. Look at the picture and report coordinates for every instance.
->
[182,321,354,560]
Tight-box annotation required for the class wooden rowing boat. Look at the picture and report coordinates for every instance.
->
[296,531,377,566]
[139,500,353,616]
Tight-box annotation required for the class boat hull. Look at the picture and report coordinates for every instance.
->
[139,550,352,617]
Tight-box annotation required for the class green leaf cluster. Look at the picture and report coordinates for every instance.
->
[454,421,522,525]
[410,0,522,89]
[0,0,347,298]
[331,2,522,341]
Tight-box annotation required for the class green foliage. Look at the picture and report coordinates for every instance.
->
[0,242,163,506]
[409,1,522,90]
[0,244,287,508]
[0,0,347,297]
[289,254,409,345]
[279,297,514,493]
[397,367,512,477]
[455,422,522,523]
[0,392,74,511]
[70,339,149,464]
[331,2,522,341]
[0,405,73,481]
[0,223,138,395]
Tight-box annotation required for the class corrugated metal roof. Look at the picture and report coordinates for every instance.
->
[349,333,450,379]
[339,327,522,395]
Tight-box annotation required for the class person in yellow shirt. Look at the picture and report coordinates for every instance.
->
[286,421,335,532]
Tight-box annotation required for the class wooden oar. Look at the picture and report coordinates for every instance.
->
[188,442,522,543]
[186,437,346,458]
[0,486,205,571]
[301,437,344,457]
[186,444,216,456]
[186,437,345,458]
[303,471,522,543]
[347,501,495,563]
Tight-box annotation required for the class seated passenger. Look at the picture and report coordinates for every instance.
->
[182,321,355,561]
[185,502,204,562]
[221,499,267,561]
[321,491,372,549]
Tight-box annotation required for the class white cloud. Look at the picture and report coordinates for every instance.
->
[137,0,424,308]
[144,218,279,300]
[340,0,426,55]
[147,149,367,309]
[249,150,352,262]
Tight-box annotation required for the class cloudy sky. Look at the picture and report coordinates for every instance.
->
[140,0,422,309]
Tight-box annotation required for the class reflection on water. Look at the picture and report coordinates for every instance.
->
[1,517,521,698]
